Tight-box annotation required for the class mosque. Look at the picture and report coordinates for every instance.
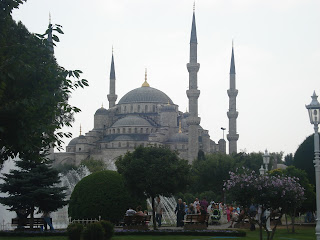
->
[52,9,239,168]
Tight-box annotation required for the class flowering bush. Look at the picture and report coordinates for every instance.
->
[224,168,305,240]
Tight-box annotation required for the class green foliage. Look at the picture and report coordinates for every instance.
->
[67,223,84,240]
[82,222,104,240]
[116,146,191,229]
[116,146,191,199]
[68,170,130,223]
[100,220,114,240]
[284,153,294,166]
[81,158,105,173]
[54,163,78,174]
[233,152,263,172]
[0,0,88,167]
[190,153,235,198]
[293,134,318,186]
[269,166,316,212]
[0,159,68,228]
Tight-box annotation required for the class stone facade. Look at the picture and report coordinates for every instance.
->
[52,10,233,167]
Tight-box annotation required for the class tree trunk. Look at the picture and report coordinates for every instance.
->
[30,208,34,230]
[259,219,263,240]
[285,214,289,232]
[270,213,282,240]
[291,209,296,233]
[151,196,156,230]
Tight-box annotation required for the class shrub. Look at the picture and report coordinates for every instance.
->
[67,223,84,240]
[69,170,130,223]
[82,222,105,240]
[100,220,114,240]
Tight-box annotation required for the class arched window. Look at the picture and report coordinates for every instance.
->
[123,128,126,133]
[111,143,114,148]
[153,105,156,112]
[118,142,121,148]
[128,128,131,134]
[117,128,120,134]
[113,129,115,134]
[138,105,141,112]
[124,106,127,113]
[145,105,148,112]
[134,128,138,133]
[146,128,149,134]
[140,128,143,133]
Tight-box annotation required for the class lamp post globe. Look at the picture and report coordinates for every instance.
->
[306,91,320,240]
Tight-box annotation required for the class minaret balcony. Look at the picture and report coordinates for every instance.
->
[186,89,200,98]
[187,63,200,72]
[186,116,201,125]
[107,94,118,102]
[227,134,239,141]
[227,111,238,118]
[227,89,238,97]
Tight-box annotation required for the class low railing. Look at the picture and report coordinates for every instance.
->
[69,216,101,225]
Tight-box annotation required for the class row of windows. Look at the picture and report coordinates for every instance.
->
[120,104,157,114]
[108,127,155,134]
[101,142,186,150]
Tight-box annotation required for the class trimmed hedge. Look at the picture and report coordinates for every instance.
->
[100,220,114,240]
[68,170,130,223]
[82,222,104,240]
[67,222,83,240]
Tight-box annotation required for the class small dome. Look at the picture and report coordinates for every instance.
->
[167,132,188,143]
[118,87,173,105]
[78,135,87,143]
[68,137,79,146]
[95,107,108,115]
[112,115,152,127]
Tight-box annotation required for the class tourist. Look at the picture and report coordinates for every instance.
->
[193,197,200,209]
[188,204,195,214]
[135,206,145,216]
[154,197,164,227]
[229,209,245,228]
[126,206,136,216]
[200,197,209,213]
[226,205,231,222]
[41,211,54,231]
[195,203,201,214]
[184,202,188,215]
[175,198,185,227]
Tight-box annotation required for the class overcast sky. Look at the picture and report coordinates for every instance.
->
[12,0,320,157]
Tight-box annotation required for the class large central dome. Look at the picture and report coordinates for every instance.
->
[118,86,174,105]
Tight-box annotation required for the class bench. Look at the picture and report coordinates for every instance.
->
[183,214,209,230]
[11,218,52,229]
[122,215,151,230]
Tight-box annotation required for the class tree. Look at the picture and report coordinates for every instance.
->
[284,153,294,166]
[68,170,130,223]
[190,152,235,201]
[233,152,263,173]
[0,158,68,229]
[80,158,106,173]
[115,146,191,229]
[269,166,316,232]
[225,169,304,240]
[0,0,88,168]
[293,134,319,186]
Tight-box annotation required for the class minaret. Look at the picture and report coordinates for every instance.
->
[227,43,239,154]
[107,48,117,108]
[47,13,54,54]
[186,5,201,163]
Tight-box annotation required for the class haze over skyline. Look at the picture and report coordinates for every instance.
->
[12,0,320,158]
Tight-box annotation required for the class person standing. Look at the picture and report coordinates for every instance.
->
[175,198,185,227]
[42,211,54,231]
[154,197,164,227]
[200,197,209,213]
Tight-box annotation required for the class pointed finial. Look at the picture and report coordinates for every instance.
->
[179,121,182,133]
[232,39,234,48]
[142,68,150,87]
[80,124,82,136]
[49,12,51,24]
[193,1,195,12]
[112,45,114,54]
[167,100,170,105]
[101,103,104,108]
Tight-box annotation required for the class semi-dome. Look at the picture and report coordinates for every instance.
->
[167,132,188,143]
[68,137,79,146]
[112,115,152,127]
[95,107,108,115]
[118,86,173,105]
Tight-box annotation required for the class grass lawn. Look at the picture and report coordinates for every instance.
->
[0,226,315,240]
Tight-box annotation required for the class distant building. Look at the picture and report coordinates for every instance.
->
[52,8,239,168]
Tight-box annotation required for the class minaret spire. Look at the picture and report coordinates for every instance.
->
[47,12,54,54]
[186,6,201,163]
[107,48,117,108]
[227,42,239,154]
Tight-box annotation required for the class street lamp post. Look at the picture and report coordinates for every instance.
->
[263,149,270,173]
[306,91,320,240]
[221,127,226,140]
